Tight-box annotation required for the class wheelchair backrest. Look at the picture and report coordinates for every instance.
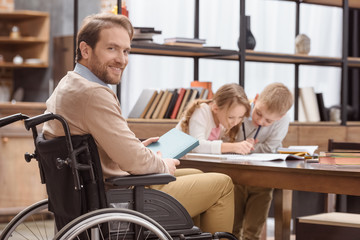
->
[25,113,107,230]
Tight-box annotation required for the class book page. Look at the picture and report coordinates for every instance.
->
[278,145,318,155]
[184,153,292,161]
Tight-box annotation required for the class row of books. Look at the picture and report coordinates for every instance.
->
[298,87,329,122]
[128,87,211,120]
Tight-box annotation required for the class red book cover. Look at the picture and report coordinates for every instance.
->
[170,88,186,119]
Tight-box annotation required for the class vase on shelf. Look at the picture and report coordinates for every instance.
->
[237,15,256,50]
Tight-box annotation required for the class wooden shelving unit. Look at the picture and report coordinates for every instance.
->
[0,10,49,68]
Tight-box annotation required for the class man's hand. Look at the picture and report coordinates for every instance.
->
[142,137,160,147]
[156,151,180,175]
[163,158,180,175]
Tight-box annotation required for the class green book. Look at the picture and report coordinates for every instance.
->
[147,128,199,159]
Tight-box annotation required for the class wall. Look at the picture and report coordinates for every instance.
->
[13,0,100,102]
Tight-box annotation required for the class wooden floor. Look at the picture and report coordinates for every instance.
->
[0,217,296,240]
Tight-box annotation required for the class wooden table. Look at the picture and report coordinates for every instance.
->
[179,157,360,240]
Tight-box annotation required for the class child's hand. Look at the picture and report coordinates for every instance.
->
[246,138,259,145]
[233,141,254,155]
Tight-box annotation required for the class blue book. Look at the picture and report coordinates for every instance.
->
[147,128,199,159]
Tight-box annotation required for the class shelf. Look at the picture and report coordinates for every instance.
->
[131,44,360,67]
[301,0,360,9]
[131,42,238,58]
[0,102,46,119]
[0,101,46,110]
[0,37,47,44]
[0,62,48,68]
[0,10,49,19]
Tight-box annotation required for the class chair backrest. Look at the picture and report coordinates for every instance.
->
[24,113,107,230]
[328,139,360,152]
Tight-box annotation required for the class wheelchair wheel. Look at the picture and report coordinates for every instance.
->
[0,199,55,240]
[54,208,172,240]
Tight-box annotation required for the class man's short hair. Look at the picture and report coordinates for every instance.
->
[257,82,293,116]
[76,13,133,62]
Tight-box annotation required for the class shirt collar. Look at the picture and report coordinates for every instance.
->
[248,102,254,121]
[74,63,111,88]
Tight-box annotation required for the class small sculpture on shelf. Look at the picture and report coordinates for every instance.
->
[237,15,256,50]
[13,54,23,64]
[295,34,310,55]
[10,26,20,39]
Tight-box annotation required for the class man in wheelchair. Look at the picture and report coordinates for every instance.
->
[42,12,235,237]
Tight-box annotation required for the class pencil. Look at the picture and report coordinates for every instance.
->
[242,122,246,140]
[253,125,261,140]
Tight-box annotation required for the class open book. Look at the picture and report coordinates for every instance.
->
[147,128,199,159]
[277,145,318,156]
[183,153,304,162]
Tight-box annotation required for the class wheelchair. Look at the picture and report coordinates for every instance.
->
[0,112,237,240]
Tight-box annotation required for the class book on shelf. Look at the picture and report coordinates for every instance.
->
[140,91,158,118]
[145,90,164,119]
[128,89,158,118]
[133,27,162,42]
[299,87,321,122]
[190,81,213,99]
[158,90,173,119]
[319,152,360,165]
[182,153,304,161]
[176,88,193,119]
[152,90,169,119]
[316,93,329,121]
[164,37,206,44]
[298,95,307,122]
[170,88,186,119]
[199,88,209,99]
[147,128,199,159]
[163,42,204,48]
[164,89,178,119]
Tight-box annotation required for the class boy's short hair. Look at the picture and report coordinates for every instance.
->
[257,82,293,116]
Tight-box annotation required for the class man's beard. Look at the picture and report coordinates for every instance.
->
[89,54,122,85]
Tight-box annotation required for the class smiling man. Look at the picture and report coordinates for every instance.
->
[43,13,235,235]
[232,82,293,240]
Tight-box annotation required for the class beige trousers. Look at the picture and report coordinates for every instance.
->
[151,168,235,234]
[233,184,273,240]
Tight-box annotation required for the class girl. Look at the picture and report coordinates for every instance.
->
[176,83,254,155]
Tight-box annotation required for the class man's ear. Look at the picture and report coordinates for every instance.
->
[79,41,90,59]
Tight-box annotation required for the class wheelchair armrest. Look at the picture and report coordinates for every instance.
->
[105,173,176,187]
[0,113,28,128]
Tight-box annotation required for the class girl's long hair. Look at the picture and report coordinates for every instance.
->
[180,83,250,142]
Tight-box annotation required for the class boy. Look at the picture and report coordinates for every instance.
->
[232,82,293,240]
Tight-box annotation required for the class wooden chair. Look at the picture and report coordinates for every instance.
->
[326,139,360,212]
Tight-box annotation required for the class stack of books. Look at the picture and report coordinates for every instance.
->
[298,87,329,122]
[319,152,360,165]
[277,145,318,159]
[133,27,162,43]
[164,37,206,47]
[128,85,212,120]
